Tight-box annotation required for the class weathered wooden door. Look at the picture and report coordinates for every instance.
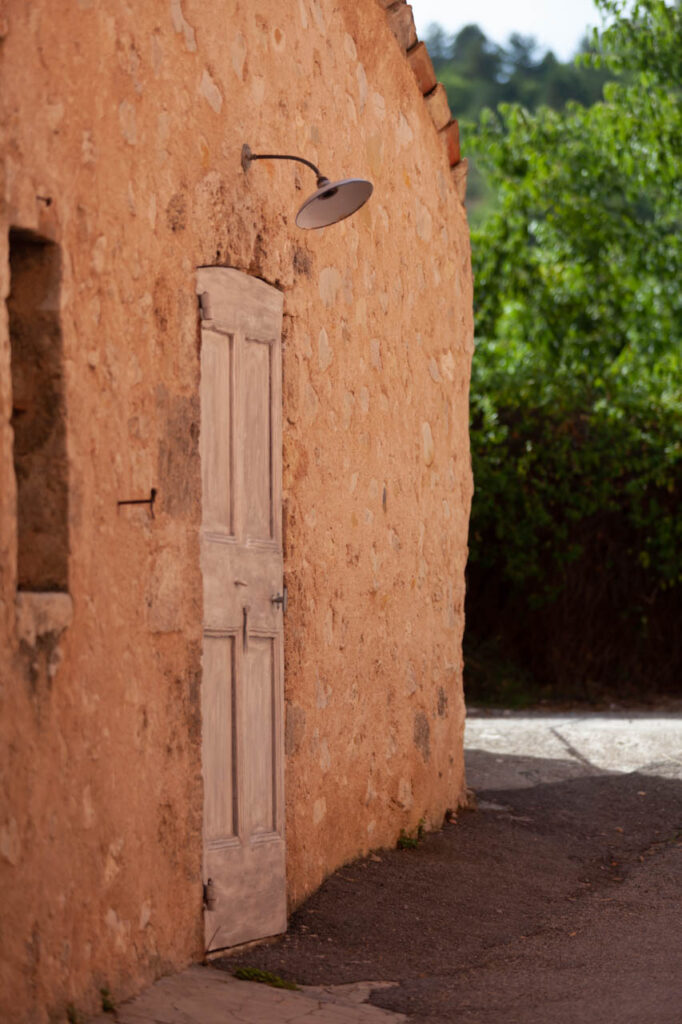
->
[196,267,286,953]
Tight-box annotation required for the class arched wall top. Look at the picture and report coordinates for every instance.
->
[379,0,469,202]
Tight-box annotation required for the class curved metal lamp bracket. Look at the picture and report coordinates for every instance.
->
[241,144,328,188]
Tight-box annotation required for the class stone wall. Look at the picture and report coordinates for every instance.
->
[0,1,473,1020]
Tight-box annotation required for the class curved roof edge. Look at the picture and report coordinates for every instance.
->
[379,0,469,203]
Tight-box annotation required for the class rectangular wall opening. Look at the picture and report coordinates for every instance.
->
[8,228,68,592]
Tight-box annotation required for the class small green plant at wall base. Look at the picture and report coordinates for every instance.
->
[234,967,299,990]
[100,987,115,1014]
[397,817,426,849]
[66,1005,84,1024]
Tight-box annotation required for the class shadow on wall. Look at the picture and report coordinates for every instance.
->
[8,228,68,592]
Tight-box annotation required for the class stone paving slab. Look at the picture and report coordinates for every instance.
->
[465,709,682,790]
[89,965,406,1024]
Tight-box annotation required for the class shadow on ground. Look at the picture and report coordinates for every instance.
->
[216,752,682,1024]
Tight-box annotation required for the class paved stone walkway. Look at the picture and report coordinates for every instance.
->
[465,707,682,788]
[89,965,406,1023]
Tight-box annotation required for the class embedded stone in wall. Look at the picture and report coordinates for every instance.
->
[319,266,342,307]
[440,351,456,381]
[396,112,414,148]
[318,328,333,371]
[118,100,137,145]
[356,62,368,111]
[200,69,223,113]
[170,0,197,52]
[415,199,432,241]
[344,32,357,60]
[231,32,247,80]
[313,797,326,824]
[422,422,435,465]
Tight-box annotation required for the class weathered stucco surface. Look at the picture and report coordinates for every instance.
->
[0,1,473,1020]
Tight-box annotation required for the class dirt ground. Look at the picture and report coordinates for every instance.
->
[217,713,682,1024]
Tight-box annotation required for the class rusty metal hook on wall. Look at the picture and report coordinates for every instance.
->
[117,487,157,519]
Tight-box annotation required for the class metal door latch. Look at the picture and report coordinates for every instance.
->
[198,291,212,320]
[242,605,250,651]
[203,878,217,911]
[271,586,288,614]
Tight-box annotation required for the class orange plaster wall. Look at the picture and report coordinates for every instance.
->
[0,1,473,1019]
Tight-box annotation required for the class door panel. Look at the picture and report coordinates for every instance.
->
[202,635,236,842]
[242,338,273,541]
[197,268,285,953]
[199,331,234,534]
[243,636,276,837]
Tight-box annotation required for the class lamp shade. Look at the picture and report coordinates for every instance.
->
[296,177,373,229]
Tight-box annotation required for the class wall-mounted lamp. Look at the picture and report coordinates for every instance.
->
[241,144,373,229]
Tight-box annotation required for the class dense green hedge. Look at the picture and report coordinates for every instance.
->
[471,348,682,601]
[465,0,682,699]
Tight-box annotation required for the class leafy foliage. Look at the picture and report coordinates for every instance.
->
[424,21,614,222]
[397,818,426,849]
[234,967,299,990]
[465,0,682,697]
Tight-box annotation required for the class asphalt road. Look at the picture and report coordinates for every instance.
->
[220,708,682,1024]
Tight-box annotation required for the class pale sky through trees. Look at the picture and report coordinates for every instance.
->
[411,0,604,61]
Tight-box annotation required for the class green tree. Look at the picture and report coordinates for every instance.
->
[429,21,614,223]
[423,22,452,67]
[451,24,503,82]
[466,0,682,699]
[433,22,613,127]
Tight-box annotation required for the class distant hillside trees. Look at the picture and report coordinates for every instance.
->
[459,0,682,702]
[424,21,612,122]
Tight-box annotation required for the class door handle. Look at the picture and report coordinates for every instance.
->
[242,605,250,650]
[271,587,288,614]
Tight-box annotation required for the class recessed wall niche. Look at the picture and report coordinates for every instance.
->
[8,229,69,592]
